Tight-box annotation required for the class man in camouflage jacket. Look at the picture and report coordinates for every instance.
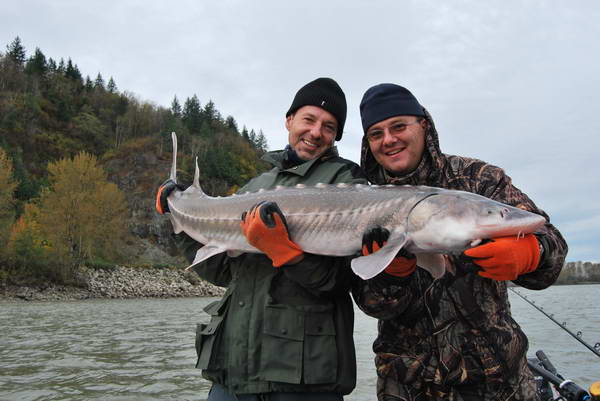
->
[353,84,568,401]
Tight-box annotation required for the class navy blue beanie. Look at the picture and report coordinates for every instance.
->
[360,84,425,132]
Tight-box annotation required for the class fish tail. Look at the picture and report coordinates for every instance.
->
[170,132,178,183]
[170,132,206,196]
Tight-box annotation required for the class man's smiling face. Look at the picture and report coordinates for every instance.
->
[286,105,338,161]
[366,115,426,174]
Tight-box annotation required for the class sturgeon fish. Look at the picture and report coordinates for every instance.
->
[164,133,546,279]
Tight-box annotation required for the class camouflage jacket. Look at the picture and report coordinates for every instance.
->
[353,109,568,392]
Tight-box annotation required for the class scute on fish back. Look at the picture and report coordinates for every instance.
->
[164,133,546,279]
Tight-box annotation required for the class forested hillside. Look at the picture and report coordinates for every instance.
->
[0,37,270,283]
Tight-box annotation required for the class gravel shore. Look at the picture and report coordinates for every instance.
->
[0,265,225,302]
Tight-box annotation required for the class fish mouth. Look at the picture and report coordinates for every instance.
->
[476,218,545,239]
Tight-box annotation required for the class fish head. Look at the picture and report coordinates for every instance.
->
[406,191,546,253]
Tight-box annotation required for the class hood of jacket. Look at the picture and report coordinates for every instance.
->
[360,107,447,186]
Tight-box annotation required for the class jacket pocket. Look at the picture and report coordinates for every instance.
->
[261,304,338,384]
[261,304,304,383]
[303,310,337,384]
[195,299,227,370]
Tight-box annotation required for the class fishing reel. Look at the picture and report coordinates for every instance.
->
[512,289,599,401]
[528,350,599,401]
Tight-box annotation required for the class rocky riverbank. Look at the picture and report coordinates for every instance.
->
[0,265,225,302]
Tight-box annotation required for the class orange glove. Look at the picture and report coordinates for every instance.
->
[240,201,303,267]
[464,234,541,281]
[362,226,416,277]
[155,179,184,214]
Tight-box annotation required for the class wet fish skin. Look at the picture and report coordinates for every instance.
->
[164,133,546,279]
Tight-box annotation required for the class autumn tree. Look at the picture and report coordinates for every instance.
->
[0,38,271,277]
[0,148,17,259]
[5,203,49,275]
[34,152,129,279]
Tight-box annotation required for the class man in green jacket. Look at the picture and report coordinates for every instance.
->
[157,78,367,400]
[353,83,568,401]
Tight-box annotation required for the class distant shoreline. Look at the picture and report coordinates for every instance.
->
[0,265,225,302]
[2,264,598,303]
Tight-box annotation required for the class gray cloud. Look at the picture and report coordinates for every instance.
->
[2,0,598,261]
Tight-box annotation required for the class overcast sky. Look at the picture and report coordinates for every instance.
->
[3,0,599,262]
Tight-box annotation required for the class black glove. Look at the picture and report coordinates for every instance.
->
[361,226,415,259]
[361,226,417,277]
[155,179,184,214]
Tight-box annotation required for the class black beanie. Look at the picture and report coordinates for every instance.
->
[360,83,425,132]
[286,77,347,141]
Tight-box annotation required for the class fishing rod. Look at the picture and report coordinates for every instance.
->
[528,350,592,401]
[509,287,600,358]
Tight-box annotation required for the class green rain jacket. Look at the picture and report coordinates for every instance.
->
[177,146,367,395]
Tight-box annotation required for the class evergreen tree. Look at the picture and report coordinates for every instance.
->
[107,77,117,93]
[225,115,238,133]
[241,126,250,142]
[199,120,212,138]
[249,129,257,145]
[11,152,37,202]
[6,36,26,65]
[65,58,83,82]
[182,95,202,134]
[171,95,181,117]
[47,57,57,72]
[94,72,105,90]
[84,75,93,91]
[204,99,217,121]
[57,58,66,74]
[255,130,268,154]
[25,47,47,76]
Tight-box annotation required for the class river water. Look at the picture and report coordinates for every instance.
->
[1,284,598,401]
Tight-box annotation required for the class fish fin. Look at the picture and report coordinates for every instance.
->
[192,156,203,191]
[416,254,446,279]
[170,132,178,183]
[182,156,208,197]
[185,244,227,271]
[227,250,244,258]
[351,232,408,280]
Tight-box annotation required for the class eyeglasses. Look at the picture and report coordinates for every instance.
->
[366,121,421,143]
